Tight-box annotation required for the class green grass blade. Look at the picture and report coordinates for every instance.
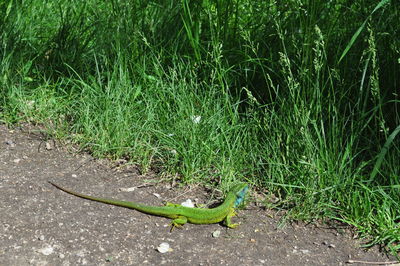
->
[338,0,390,63]
[370,124,400,181]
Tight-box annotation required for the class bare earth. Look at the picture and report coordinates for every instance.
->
[0,124,397,265]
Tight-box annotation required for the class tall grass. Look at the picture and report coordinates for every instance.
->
[1,0,399,255]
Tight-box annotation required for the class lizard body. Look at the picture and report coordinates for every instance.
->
[49,182,248,229]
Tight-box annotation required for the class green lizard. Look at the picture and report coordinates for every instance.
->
[49,181,248,230]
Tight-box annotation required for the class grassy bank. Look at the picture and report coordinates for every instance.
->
[1,0,399,255]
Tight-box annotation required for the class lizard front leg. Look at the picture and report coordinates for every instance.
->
[224,208,240,228]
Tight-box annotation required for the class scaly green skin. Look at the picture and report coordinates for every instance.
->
[49,182,248,230]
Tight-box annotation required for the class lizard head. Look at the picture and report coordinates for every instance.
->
[232,183,248,207]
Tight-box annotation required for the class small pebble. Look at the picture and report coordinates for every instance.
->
[37,246,54,256]
[212,230,221,238]
[120,187,136,192]
[181,199,195,208]
[45,142,52,150]
[157,242,171,253]
[5,140,16,147]
[300,249,310,254]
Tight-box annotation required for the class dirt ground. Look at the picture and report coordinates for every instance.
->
[0,124,398,266]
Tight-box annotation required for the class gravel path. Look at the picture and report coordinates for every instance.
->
[0,124,397,265]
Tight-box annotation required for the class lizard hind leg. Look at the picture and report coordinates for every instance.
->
[170,216,188,232]
[165,202,181,207]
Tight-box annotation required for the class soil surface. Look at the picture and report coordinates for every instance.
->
[0,124,398,266]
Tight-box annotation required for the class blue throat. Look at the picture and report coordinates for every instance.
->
[234,186,248,207]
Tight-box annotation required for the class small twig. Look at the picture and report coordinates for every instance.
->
[346,259,399,265]
[167,184,198,203]
[74,157,96,172]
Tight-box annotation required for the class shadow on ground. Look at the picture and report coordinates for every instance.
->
[0,124,397,265]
